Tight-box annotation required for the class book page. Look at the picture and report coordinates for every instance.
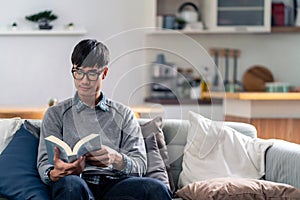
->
[45,135,73,155]
[73,133,101,157]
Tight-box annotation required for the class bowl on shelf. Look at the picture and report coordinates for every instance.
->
[265,82,290,92]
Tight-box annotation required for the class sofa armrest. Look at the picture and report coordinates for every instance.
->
[265,139,300,188]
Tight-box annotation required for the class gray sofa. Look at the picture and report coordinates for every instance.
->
[1,118,300,200]
[157,119,300,191]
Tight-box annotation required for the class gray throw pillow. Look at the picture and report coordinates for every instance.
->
[144,133,169,189]
[140,117,174,191]
[24,120,41,138]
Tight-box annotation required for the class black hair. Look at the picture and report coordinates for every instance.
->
[71,39,110,69]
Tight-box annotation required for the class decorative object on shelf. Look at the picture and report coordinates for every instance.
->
[66,22,74,30]
[177,2,203,31]
[162,15,176,29]
[48,98,58,107]
[177,2,199,24]
[242,65,274,92]
[25,10,58,30]
[175,18,186,30]
[11,22,18,30]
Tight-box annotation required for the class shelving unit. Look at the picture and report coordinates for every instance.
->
[155,0,300,34]
[0,28,87,36]
[147,26,300,35]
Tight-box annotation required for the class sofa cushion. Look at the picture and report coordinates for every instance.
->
[265,139,300,189]
[144,133,169,188]
[24,119,41,138]
[140,117,174,191]
[0,118,23,154]
[0,124,50,199]
[178,111,273,187]
[176,177,300,200]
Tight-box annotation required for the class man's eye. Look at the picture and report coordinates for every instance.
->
[76,71,85,75]
[88,72,98,77]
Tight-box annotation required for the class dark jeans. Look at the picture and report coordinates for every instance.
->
[51,175,172,200]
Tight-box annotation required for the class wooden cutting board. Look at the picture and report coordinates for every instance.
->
[242,65,274,92]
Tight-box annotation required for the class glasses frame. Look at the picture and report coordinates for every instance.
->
[71,68,105,81]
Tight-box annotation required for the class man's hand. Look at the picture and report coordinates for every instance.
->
[49,147,86,182]
[85,145,124,170]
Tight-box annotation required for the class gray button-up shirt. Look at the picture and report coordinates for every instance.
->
[37,92,147,184]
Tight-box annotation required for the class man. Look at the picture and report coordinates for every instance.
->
[37,39,172,200]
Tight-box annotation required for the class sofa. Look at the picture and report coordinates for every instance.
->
[1,116,300,200]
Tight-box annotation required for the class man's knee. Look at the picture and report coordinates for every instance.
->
[133,177,172,198]
[52,175,93,200]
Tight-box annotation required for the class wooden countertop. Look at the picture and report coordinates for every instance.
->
[0,107,47,119]
[203,92,300,100]
[0,106,163,120]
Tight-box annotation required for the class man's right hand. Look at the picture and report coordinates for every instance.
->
[49,147,86,182]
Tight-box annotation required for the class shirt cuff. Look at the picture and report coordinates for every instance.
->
[44,166,54,185]
[119,153,132,175]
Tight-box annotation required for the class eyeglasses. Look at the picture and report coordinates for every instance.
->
[71,68,104,81]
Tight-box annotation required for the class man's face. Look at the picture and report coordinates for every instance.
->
[72,65,108,100]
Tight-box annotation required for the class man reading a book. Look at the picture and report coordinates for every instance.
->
[37,39,172,200]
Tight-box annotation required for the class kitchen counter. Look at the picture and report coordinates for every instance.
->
[0,106,164,120]
[0,107,47,119]
[203,92,300,100]
[203,92,300,144]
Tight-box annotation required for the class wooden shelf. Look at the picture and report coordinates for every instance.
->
[0,28,87,36]
[271,26,300,33]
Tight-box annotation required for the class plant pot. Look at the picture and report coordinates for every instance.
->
[38,19,52,30]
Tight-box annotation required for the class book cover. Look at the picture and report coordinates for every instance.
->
[45,133,101,164]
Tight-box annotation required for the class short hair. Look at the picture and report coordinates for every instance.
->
[71,39,110,69]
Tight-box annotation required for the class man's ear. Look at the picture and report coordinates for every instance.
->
[101,67,108,79]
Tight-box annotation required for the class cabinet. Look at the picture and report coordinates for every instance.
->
[202,0,271,32]
[154,0,300,34]
[206,92,300,144]
[144,98,223,120]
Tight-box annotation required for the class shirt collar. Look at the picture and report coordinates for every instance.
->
[73,92,109,112]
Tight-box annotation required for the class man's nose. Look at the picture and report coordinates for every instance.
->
[81,74,90,83]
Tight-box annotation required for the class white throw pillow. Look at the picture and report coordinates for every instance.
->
[178,111,273,187]
[0,118,23,154]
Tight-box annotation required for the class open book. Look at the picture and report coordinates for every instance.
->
[45,133,101,164]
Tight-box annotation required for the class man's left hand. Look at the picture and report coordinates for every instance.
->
[85,145,125,170]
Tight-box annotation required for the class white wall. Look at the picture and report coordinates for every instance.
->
[146,33,300,89]
[1,0,300,108]
[0,0,155,107]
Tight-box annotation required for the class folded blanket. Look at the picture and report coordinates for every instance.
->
[0,118,23,154]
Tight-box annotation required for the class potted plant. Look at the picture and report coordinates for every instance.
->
[176,18,186,30]
[25,10,58,30]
